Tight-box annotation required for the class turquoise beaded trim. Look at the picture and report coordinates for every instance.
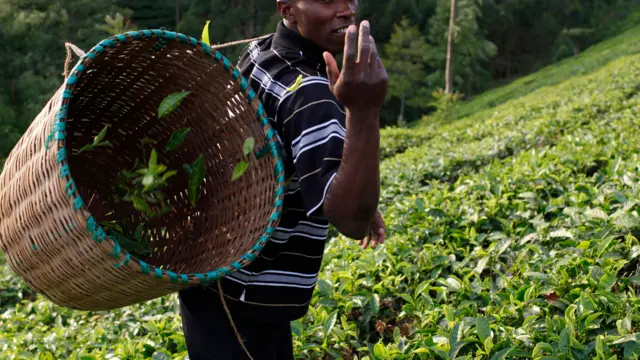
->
[47,29,286,285]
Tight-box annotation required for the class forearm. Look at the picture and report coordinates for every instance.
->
[323,109,380,239]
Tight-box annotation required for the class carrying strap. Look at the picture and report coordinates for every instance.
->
[63,42,86,79]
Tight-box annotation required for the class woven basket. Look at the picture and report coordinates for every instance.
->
[0,29,285,311]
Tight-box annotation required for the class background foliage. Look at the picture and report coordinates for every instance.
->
[0,0,638,166]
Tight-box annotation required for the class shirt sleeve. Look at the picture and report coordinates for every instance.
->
[276,75,346,220]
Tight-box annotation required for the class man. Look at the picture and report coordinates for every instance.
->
[178,0,388,358]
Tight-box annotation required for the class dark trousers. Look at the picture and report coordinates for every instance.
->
[178,286,295,360]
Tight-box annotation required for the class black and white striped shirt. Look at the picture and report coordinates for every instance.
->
[213,21,347,321]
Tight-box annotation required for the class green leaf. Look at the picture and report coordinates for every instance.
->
[201,20,211,45]
[151,351,171,360]
[558,328,570,354]
[291,320,303,337]
[476,316,491,343]
[323,311,337,337]
[243,137,255,157]
[188,154,206,207]
[624,341,637,358]
[617,317,632,335]
[491,347,514,360]
[134,223,145,240]
[165,128,191,152]
[596,336,605,358]
[149,148,158,168]
[373,342,387,359]
[131,195,151,215]
[444,277,462,291]
[399,293,415,306]
[579,293,596,312]
[449,340,467,359]
[94,124,109,145]
[158,91,191,119]
[231,161,249,182]
[484,337,494,354]
[599,272,617,291]
[370,294,380,315]
[532,342,553,358]
[450,322,462,347]
[162,170,178,181]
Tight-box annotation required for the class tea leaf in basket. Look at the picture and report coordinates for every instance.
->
[202,20,211,46]
[165,128,191,152]
[107,228,152,259]
[243,137,255,157]
[149,148,158,169]
[232,161,249,182]
[131,195,153,217]
[77,125,113,154]
[188,154,205,207]
[158,91,191,119]
[94,124,109,144]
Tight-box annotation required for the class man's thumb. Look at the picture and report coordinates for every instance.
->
[323,52,339,88]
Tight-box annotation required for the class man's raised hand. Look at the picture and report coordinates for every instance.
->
[323,21,389,114]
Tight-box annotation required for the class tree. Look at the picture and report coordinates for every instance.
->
[445,0,456,94]
[427,0,497,96]
[382,18,431,127]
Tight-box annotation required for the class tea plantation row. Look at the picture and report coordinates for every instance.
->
[1,50,640,360]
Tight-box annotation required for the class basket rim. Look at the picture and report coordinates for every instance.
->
[45,28,286,286]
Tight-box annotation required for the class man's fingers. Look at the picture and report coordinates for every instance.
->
[342,25,358,73]
[323,52,339,88]
[378,228,385,245]
[361,235,370,249]
[368,35,378,68]
[357,21,371,65]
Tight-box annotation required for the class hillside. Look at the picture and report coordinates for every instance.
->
[413,20,640,127]
[2,28,640,360]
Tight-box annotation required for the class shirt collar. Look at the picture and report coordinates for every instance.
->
[272,21,327,67]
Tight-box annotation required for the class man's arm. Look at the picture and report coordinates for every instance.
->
[321,21,388,240]
[322,109,380,239]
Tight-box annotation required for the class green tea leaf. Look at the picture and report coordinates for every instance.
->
[165,128,191,151]
[532,342,553,358]
[94,124,109,144]
[149,148,158,169]
[201,20,211,45]
[162,170,177,181]
[490,347,514,360]
[232,161,249,182]
[476,316,491,343]
[188,154,205,207]
[449,322,462,347]
[243,137,255,157]
[449,340,466,359]
[370,294,380,316]
[624,341,637,359]
[158,91,191,119]
[399,293,415,306]
[373,342,386,359]
[558,328,570,354]
[323,311,337,337]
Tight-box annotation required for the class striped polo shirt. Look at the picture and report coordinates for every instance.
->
[211,21,347,321]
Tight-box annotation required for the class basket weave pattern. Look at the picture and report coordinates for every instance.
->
[0,30,285,311]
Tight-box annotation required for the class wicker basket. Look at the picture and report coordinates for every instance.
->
[0,29,285,311]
